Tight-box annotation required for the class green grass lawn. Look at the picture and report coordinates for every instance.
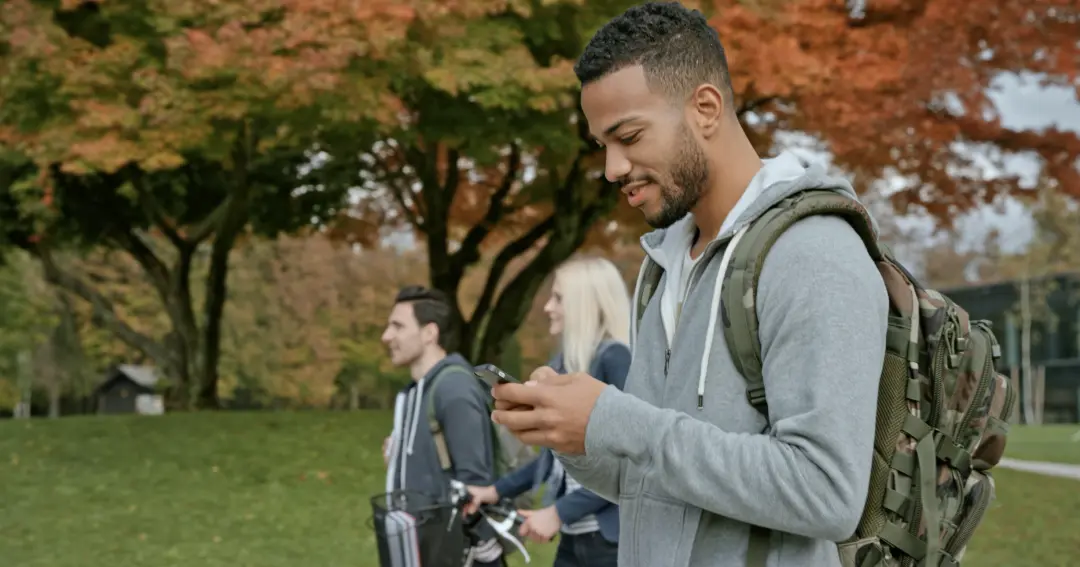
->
[1,412,1076,567]
[1004,424,1080,464]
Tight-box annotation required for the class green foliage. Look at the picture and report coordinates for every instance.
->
[0,250,58,409]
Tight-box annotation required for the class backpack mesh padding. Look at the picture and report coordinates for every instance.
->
[856,351,912,538]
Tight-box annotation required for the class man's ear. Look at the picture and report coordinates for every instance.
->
[688,83,727,139]
[420,322,439,347]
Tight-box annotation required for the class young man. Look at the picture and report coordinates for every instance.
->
[489,3,890,567]
[381,286,504,567]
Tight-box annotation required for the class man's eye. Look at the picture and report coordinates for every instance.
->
[620,132,640,145]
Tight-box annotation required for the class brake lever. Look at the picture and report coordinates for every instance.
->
[447,479,469,532]
[480,506,531,563]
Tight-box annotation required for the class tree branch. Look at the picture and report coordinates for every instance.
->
[468,214,556,340]
[186,200,230,245]
[387,181,423,230]
[113,229,171,303]
[369,146,423,230]
[131,170,187,250]
[36,243,171,365]
[450,143,522,271]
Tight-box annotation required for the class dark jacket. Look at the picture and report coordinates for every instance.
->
[493,340,631,543]
[386,352,497,541]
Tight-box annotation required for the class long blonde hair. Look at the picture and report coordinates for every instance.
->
[554,256,631,374]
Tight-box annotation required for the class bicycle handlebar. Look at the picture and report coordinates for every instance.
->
[447,480,531,563]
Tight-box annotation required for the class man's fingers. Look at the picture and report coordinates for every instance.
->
[518,518,533,538]
[516,509,534,518]
[491,406,545,432]
[528,365,558,383]
[493,399,530,412]
[491,382,546,408]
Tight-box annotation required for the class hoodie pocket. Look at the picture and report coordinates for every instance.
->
[632,494,689,567]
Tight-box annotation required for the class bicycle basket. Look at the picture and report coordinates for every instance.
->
[369,490,467,567]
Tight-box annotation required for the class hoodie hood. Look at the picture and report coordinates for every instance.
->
[629,151,871,409]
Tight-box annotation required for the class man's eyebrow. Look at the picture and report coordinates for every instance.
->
[589,116,643,146]
[603,116,642,138]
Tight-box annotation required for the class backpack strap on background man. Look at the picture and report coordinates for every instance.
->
[720,189,884,418]
[424,364,483,473]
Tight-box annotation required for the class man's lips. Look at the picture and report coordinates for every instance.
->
[623,181,651,207]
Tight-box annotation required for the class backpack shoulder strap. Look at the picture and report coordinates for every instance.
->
[424,363,482,472]
[720,189,884,418]
[632,257,666,348]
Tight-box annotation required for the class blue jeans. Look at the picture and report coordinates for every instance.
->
[552,531,619,567]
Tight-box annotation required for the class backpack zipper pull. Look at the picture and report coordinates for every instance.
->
[664,349,671,376]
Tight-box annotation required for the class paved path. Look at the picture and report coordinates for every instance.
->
[997,458,1080,480]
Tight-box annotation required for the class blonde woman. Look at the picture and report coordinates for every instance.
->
[467,256,631,567]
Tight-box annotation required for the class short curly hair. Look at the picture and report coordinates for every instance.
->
[574,2,733,103]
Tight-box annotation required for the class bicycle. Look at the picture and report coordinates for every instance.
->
[371,479,531,567]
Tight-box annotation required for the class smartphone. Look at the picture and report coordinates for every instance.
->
[474,364,522,388]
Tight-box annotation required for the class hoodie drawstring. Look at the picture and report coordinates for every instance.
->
[629,259,650,361]
[696,225,749,410]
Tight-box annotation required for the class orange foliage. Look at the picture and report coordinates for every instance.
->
[709,0,1079,217]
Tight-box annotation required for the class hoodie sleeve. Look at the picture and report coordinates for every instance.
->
[433,370,496,486]
[581,215,889,541]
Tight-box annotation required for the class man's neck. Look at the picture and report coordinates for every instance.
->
[410,348,448,382]
[691,127,763,243]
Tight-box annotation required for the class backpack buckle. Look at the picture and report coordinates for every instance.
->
[746,385,768,407]
[934,431,971,477]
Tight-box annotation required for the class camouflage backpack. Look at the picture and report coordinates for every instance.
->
[633,189,1017,567]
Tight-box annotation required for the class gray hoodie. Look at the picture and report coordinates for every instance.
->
[385,352,500,553]
[556,152,890,567]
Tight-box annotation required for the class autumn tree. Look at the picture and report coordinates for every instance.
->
[0,0,563,408]
[337,0,1079,367]
[703,0,1079,216]
[313,0,667,364]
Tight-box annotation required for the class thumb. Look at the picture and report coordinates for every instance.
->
[518,517,533,538]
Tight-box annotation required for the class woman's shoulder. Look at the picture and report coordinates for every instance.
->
[595,338,631,361]
[593,339,631,387]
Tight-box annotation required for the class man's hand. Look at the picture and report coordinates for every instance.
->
[517,506,562,543]
[490,366,607,455]
[464,485,499,516]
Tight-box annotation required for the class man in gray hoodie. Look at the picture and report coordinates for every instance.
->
[381,286,504,566]
[490,2,890,567]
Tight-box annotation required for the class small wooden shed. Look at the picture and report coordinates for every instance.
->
[95,365,165,415]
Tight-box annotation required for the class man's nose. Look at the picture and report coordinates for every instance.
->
[604,148,632,183]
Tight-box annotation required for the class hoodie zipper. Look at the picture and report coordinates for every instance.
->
[662,237,730,380]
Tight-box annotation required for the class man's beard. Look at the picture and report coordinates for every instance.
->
[646,124,709,229]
